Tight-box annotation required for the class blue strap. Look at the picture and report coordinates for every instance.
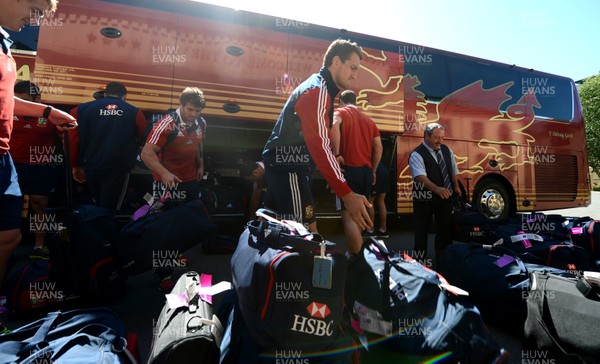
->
[18,311,60,356]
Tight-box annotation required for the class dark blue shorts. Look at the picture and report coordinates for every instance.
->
[15,163,57,196]
[1,153,24,231]
[371,164,390,196]
[263,168,316,225]
[336,165,372,210]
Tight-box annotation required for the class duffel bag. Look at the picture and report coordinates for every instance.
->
[569,219,600,267]
[524,271,600,363]
[452,205,494,244]
[231,211,354,361]
[346,239,507,363]
[148,271,228,364]
[117,199,217,275]
[0,307,137,363]
[437,243,570,334]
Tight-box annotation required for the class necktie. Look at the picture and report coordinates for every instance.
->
[436,149,453,192]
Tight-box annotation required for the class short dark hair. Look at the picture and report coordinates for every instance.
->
[323,39,362,67]
[424,123,444,137]
[180,87,206,109]
[105,82,127,97]
[340,90,357,105]
[14,81,41,101]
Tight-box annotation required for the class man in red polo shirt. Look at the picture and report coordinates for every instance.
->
[1,0,77,286]
[140,87,206,292]
[141,87,206,204]
[331,89,382,254]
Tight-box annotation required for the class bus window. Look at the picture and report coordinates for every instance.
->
[519,72,573,122]
[403,50,451,103]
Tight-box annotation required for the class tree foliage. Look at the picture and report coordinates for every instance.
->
[579,74,600,175]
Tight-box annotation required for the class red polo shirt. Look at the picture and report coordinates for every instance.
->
[146,111,206,183]
[334,105,380,168]
[0,27,16,154]
[10,115,59,164]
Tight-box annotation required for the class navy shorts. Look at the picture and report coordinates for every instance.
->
[264,168,316,225]
[336,165,372,211]
[15,163,57,196]
[1,153,24,231]
[371,164,390,196]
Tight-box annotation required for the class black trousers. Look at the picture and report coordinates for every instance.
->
[413,197,453,258]
[84,169,129,211]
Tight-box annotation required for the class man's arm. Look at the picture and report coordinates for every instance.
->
[449,150,462,196]
[196,146,204,181]
[371,136,383,184]
[66,107,86,183]
[14,97,77,131]
[140,143,181,186]
[134,110,147,141]
[295,88,351,197]
[330,111,345,166]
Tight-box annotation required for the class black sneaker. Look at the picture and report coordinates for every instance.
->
[375,230,389,239]
[362,230,375,239]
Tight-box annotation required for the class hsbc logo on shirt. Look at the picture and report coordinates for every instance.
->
[290,302,334,337]
[99,104,123,116]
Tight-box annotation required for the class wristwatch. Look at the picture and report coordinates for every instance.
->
[43,106,53,118]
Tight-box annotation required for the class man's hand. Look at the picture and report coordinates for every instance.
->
[47,108,77,132]
[436,186,452,199]
[161,172,182,188]
[72,167,86,183]
[341,192,373,231]
[196,167,204,182]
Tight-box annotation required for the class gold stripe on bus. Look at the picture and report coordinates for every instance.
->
[38,64,412,111]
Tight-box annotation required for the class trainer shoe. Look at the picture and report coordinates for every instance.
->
[29,245,50,260]
[158,276,175,293]
[375,230,390,239]
[362,230,375,239]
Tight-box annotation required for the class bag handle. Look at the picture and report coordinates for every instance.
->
[18,311,61,357]
[247,218,336,254]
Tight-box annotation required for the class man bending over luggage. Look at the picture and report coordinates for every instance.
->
[261,39,373,233]
[140,87,207,292]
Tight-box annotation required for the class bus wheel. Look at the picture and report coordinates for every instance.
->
[474,181,512,220]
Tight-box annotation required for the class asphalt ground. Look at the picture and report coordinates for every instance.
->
[2,191,599,363]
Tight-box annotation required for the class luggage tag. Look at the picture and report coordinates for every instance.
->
[494,254,515,268]
[312,240,333,289]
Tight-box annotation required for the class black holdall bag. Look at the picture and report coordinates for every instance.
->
[117,199,217,276]
[452,203,495,244]
[148,271,229,364]
[524,271,600,364]
[230,210,354,361]
[437,243,570,334]
[346,239,507,363]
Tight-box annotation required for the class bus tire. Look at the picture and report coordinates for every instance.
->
[473,180,512,220]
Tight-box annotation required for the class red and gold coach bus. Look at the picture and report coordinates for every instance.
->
[11,0,591,219]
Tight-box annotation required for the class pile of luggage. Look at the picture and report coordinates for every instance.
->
[215,210,507,363]
[448,207,600,363]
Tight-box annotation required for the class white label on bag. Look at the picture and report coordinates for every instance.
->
[354,301,392,336]
[312,256,333,289]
